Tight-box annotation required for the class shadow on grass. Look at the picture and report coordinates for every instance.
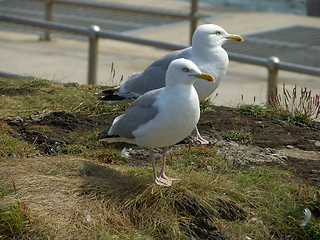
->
[78,161,246,240]
[80,161,150,202]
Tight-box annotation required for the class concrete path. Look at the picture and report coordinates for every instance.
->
[0,0,319,106]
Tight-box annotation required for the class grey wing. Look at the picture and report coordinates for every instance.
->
[110,89,160,139]
[118,48,191,96]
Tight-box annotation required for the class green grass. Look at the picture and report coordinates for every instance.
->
[0,76,124,119]
[278,109,314,126]
[225,130,253,144]
[109,147,320,239]
[0,121,36,158]
[0,189,32,239]
[237,104,265,116]
[200,99,213,113]
[268,84,320,126]
[2,151,319,239]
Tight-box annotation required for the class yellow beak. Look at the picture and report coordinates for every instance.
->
[191,72,215,82]
[226,34,244,42]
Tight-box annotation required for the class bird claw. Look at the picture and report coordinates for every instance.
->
[155,177,172,187]
[196,135,210,145]
[155,176,179,187]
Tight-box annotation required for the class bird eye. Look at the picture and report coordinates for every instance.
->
[216,31,221,35]
[183,67,189,72]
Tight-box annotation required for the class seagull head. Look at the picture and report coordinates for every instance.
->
[165,58,214,86]
[192,24,243,48]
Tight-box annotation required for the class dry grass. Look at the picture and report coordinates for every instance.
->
[0,76,123,120]
[1,149,319,239]
[1,77,320,239]
[0,155,180,238]
[269,84,320,125]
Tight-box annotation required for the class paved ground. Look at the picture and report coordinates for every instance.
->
[0,0,319,106]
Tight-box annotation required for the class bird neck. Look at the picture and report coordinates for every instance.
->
[165,82,194,95]
[193,43,223,61]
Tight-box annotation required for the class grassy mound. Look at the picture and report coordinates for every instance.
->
[0,76,319,239]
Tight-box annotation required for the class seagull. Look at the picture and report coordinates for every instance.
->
[97,24,243,144]
[99,58,214,187]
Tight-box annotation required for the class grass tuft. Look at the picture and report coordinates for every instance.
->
[237,104,265,116]
[0,189,32,239]
[0,121,35,158]
[0,76,125,119]
[225,130,253,144]
[269,84,320,126]
[200,99,213,113]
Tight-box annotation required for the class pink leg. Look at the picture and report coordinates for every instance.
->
[150,148,171,187]
[158,147,178,186]
[193,126,209,145]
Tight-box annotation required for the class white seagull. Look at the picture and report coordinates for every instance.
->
[97,24,243,144]
[99,58,214,187]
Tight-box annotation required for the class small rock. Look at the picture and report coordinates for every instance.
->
[121,147,130,158]
[286,145,294,149]
[7,152,16,158]
[310,170,320,174]
[315,141,320,148]
[207,165,213,171]
[85,214,91,222]
[16,116,23,122]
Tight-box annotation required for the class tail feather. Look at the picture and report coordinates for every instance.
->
[99,135,136,144]
[98,128,136,144]
[95,88,137,104]
[95,88,125,101]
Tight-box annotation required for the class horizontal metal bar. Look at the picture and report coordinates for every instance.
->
[31,0,193,20]
[229,52,320,77]
[0,14,89,35]
[277,61,320,76]
[98,30,186,51]
[229,52,267,66]
[0,14,186,51]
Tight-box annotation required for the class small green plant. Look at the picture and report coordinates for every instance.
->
[60,143,89,155]
[225,130,252,144]
[0,189,32,238]
[281,110,314,126]
[0,76,125,119]
[237,104,265,116]
[269,84,320,126]
[168,146,221,173]
[200,99,213,113]
[0,122,35,158]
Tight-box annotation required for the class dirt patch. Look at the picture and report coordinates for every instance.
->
[5,105,320,187]
[199,106,320,151]
[0,87,35,96]
[199,106,320,186]
[7,112,113,154]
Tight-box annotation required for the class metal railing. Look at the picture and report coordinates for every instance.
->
[36,0,198,44]
[0,14,185,85]
[229,53,320,101]
[0,14,319,103]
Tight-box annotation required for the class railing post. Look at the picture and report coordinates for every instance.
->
[87,25,100,85]
[266,56,279,103]
[40,0,53,41]
[190,0,198,44]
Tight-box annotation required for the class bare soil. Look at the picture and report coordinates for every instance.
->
[200,106,320,187]
[6,104,320,187]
